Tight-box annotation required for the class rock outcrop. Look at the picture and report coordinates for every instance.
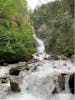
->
[58,74,65,91]
[9,64,29,76]
[9,68,20,76]
[69,73,74,94]
[10,81,21,92]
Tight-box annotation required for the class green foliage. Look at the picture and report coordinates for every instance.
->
[31,0,74,57]
[0,0,35,64]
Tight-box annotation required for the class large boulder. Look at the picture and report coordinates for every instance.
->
[9,68,20,76]
[58,74,65,91]
[9,64,29,76]
[69,73,74,94]
[10,81,21,92]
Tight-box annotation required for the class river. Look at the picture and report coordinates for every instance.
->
[0,33,75,100]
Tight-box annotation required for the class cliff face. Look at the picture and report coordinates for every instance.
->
[0,0,35,64]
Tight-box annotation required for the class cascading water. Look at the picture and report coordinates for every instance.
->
[33,34,45,53]
[0,33,75,100]
[33,34,49,60]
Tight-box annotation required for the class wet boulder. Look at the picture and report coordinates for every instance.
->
[69,73,74,94]
[52,87,58,94]
[47,55,59,60]
[1,78,8,83]
[58,74,65,91]
[9,68,20,76]
[10,81,21,92]
[0,77,8,84]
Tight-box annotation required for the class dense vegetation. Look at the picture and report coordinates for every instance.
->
[31,0,74,57]
[0,0,35,64]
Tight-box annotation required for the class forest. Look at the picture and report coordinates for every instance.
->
[0,0,35,64]
[31,0,74,57]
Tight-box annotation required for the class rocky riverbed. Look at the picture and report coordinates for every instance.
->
[0,33,75,100]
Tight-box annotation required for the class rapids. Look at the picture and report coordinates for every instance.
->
[0,33,75,100]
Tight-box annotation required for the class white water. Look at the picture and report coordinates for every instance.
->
[33,34,49,60]
[0,34,75,100]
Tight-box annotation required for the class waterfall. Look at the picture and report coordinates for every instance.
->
[33,34,49,60]
[33,34,45,53]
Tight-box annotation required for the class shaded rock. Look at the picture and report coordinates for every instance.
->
[58,55,68,60]
[63,63,67,66]
[31,65,38,72]
[1,78,8,83]
[10,81,21,92]
[44,55,50,60]
[17,63,30,71]
[58,74,65,91]
[24,66,29,70]
[48,55,59,60]
[9,64,29,76]
[2,63,8,66]
[27,59,37,64]
[52,87,58,94]
[0,77,8,83]
[70,55,75,62]
[9,68,20,76]
[69,73,74,94]
[53,66,56,68]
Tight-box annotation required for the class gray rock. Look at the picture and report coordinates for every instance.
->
[58,74,65,91]
[47,55,59,60]
[1,78,8,83]
[69,73,74,94]
[10,81,21,92]
[9,68,20,76]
